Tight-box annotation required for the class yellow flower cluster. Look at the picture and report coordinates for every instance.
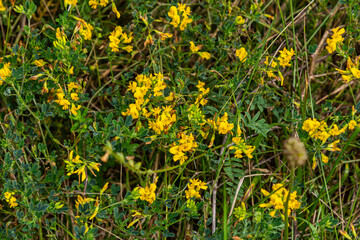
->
[0,62,11,85]
[195,81,209,106]
[235,47,247,62]
[264,47,294,86]
[4,192,18,208]
[64,150,101,182]
[89,0,108,8]
[230,126,255,159]
[33,59,46,67]
[170,133,198,164]
[168,3,193,31]
[190,42,211,60]
[208,112,234,134]
[75,195,93,209]
[148,106,176,135]
[188,104,206,128]
[54,82,82,116]
[277,47,295,67]
[302,118,350,168]
[235,16,245,25]
[302,118,346,144]
[122,73,177,134]
[75,195,99,220]
[185,179,207,199]
[326,27,345,54]
[123,74,158,114]
[88,0,120,18]
[259,184,300,217]
[139,178,157,204]
[53,28,67,50]
[109,26,133,53]
[78,20,94,41]
[335,57,360,83]
[234,202,247,221]
[55,89,71,110]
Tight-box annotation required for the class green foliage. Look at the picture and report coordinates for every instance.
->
[1,0,360,239]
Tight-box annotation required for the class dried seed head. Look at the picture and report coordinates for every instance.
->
[283,137,308,168]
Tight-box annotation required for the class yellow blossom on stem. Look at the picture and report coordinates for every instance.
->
[33,59,46,67]
[326,27,345,53]
[259,184,300,217]
[4,192,18,208]
[277,47,295,67]
[235,16,245,25]
[185,179,207,199]
[168,4,192,30]
[139,179,157,204]
[170,133,198,164]
[321,153,329,164]
[326,140,341,152]
[235,47,247,62]
[349,120,357,130]
[70,104,81,116]
[79,20,93,40]
[112,2,120,18]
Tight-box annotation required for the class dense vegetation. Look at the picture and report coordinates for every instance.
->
[1,0,360,239]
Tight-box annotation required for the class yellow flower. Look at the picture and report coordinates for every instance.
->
[188,178,207,191]
[122,103,139,119]
[139,180,157,204]
[67,82,81,92]
[185,188,201,199]
[230,133,255,159]
[0,0,6,11]
[159,32,173,41]
[349,120,357,130]
[69,66,74,75]
[168,6,180,27]
[326,140,341,152]
[198,52,211,60]
[112,2,120,18]
[0,62,11,84]
[278,47,295,67]
[65,0,78,6]
[326,27,345,53]
[329,124,347,136]
[235,47,247,62]
[170,133,198,164]
[168,4,192,30]
[234,202,247,221]
[89,0,99,8]
[190,41,200,53]
[235,16,245,25]
[321,153,329,164]
[79,20,93,40]
[70,104,81,116]
[70,93,79,101]
[350,68,360,78]
[122,45,133,52]
[260,184,300,217]
[33,59,46,67]
[4,192,18,208]
[99,0,108,7]
[75,195,93,209]
[185,178,207,199]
